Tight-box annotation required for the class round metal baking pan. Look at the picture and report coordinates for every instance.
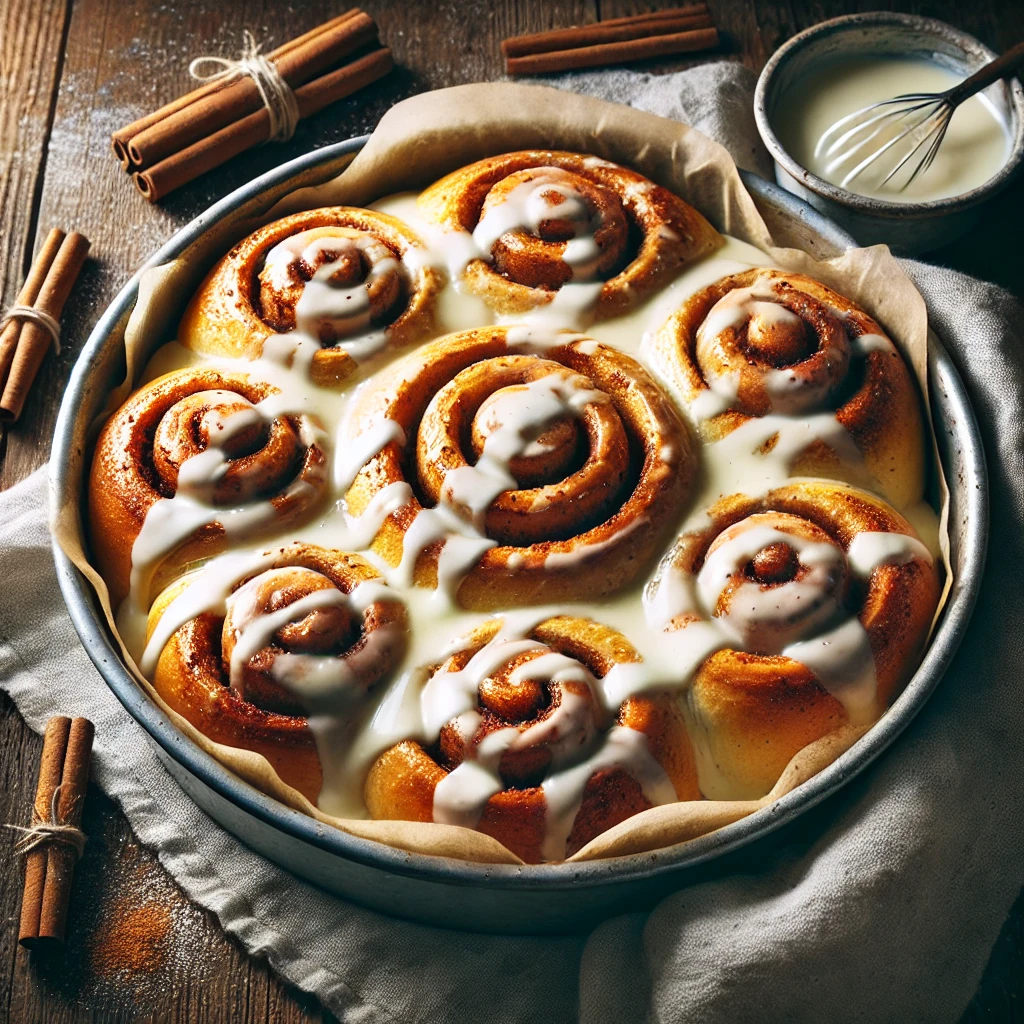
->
[50,135,988,934]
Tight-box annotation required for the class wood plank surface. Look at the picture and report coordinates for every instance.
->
[1,0,1022,1021]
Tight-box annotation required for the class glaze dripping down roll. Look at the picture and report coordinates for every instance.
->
[341,326,698,609]
[88,368,328,609]
[365,615,699,863]
[644,481,940,799]
[650,269,926,507]
[418,150,722,320]
[179,207,443,386]
[145,544,408,804]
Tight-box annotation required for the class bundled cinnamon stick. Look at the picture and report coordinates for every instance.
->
[136,48,393,202]
[503,5,719,76]
[0,228,90,423]
[112,9,394,202]
[17,717,94,948]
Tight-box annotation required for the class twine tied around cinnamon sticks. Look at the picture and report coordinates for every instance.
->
[111,9,394,202]
[7,785,88,860]
[0,307,62,355]
[14,717,95,949]
[189,30,301,142]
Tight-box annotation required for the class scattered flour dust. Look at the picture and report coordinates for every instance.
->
[28,816,220,1015]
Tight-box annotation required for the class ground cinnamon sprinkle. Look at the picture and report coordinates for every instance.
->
[90,897,172,978]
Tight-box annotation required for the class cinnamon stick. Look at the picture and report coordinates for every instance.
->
[0,230,91,422]
[0,228,64,387]
[592,5,710,28]
[111,8,365,167]
[126,10,378,170]
[502,6,712,58]
[19,717,94,948]
[505,26,720,76]
[135,47,394,202]
[18,717,71,946]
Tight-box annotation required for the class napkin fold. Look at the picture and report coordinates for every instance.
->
[2,62,1022,1023]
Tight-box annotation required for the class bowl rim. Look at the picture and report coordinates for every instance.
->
[753,11,1024,218]
[50,134,989,890]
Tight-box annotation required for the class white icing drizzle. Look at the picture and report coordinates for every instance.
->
[850,332,894,356]
[503,281,605,331]
[701,412,871,504]
[697,284,837,417]
[229,575,401,713]
[125,187,942,844]
[781,618,877,725]
[138,546,403,716]
[540,726,675,862]
[120,388,326,656]
[137,547,278,673]
[697,525,845,652]
[688,370,738,421]
[471,168,604,283]
[847,530,933,575]
[334,416,405,494]
[263,230,408,362]
[439,372,605,532]
[418,612,675,853]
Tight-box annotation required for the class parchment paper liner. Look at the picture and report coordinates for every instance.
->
[53,83,951,867]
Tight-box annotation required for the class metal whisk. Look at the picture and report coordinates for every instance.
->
[815,41,1024,192]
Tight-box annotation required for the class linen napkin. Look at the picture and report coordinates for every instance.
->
[2,62,1023,1023]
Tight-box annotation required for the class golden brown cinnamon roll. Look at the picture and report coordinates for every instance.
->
[418,151,722,319]
[179,208,443,386]
[341,326,697,609]
[650,269,926,507]
[365,615,699,862]
[145,545,407,804]
[88,368,328,608]
[643,481,940,799]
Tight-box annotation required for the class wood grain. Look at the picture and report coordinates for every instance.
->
[1,0,1022,1021]
[0,0,70,309]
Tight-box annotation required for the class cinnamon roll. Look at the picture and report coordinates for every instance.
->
[179,208,443,386]
[365,615,699,863]
[88,368,328,608]
[642,481,940,799]
[341,326,697,608]
[418,151,722,320]
[144,544,407,804]
[650,269,926,507]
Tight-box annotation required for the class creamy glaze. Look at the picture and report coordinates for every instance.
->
[774,56,1011,203]
[124,184,941,852]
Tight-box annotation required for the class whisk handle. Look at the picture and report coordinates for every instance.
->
[947,40,1024,105]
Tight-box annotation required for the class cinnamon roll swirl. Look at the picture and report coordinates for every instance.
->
[89,368,328,608]
[179,208,443,386]
[650,269,926,507]
[418,151,722,319]
[144,545,407,804]
[365,615,699,863]
[341,326,697,608]
[644,481,940,799]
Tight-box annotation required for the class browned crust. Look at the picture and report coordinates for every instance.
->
[178,206,443,387]
[418,150,722,318]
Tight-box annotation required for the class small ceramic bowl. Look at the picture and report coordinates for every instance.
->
[754,12,1024,254]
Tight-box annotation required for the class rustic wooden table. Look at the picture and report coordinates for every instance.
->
[2,1,1022,1020]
